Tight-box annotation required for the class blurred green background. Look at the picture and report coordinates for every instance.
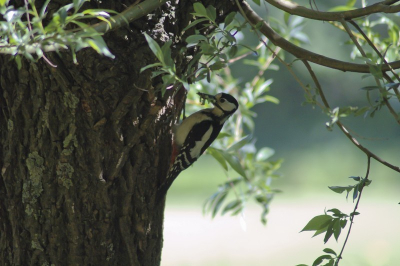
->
[162,1,400,265]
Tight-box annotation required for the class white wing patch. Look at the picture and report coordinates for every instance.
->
[174,110,212,146]
[190,125,213,159]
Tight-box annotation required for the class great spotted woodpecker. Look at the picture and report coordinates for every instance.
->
[157,92,239,201]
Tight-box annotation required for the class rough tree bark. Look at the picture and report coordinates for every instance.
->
[0,0,236,265]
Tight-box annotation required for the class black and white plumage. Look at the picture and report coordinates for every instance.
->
[157,92,239,201]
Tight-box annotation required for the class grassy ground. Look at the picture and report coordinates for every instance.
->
[161,144,400,266]
[162,196,400,266]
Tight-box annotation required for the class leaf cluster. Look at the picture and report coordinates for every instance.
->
[301,175,371,244]
[0,0,116,66]
[196,68,282,225]
[297,248,338,266]
[141,3,248,95]
[328,176,372,202]
[301,209,348,244]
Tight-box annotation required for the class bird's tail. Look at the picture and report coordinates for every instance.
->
[155,167,180,204]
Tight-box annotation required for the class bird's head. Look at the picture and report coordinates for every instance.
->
[198,92,239,121]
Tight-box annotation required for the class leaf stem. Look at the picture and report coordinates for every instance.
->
[335,156,371,265]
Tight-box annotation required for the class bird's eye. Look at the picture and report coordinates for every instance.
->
[220,98,226,103]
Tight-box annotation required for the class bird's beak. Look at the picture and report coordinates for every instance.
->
[197,92,216,105]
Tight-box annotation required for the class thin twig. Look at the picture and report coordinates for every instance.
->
[302,60,400,173]
[335,156,371,266]
[228,40,266,64]
[340,19,368,58]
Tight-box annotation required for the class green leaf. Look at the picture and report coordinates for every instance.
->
[384,82,400,89]
[312,255,332,266]
[220,151,248,180]
[208,147,228,171]
[360,86,379,91]
[313,226,328,237]
[140,63,162,73]
[224,12,236,27]
[368,63,383,79]
[40,0,51,17]
[212,191,228,218]
[0,0,7,6]
[151,70,166,79]
[209,61,226,71]
[193,3,207,17]
[225,32,236,43]
[323,248,337,256]
[143,33,164,64]
[328,185,353,194]
[261,95,280,104]
[216,132,231,139]
[325,259,335,266]
[256,147,275,161]
[161,40,174,68]
[228,45,238,58]
[327,208,346,218]
[363,179,372,187]
[333,219,342,241]
[206,5,216,22]
[301,215,332,232]
[227,135,251,152]
[349,176,360,181]
[328,6,356,12]
[57,3,74,24]
[186,34,208,46]
[352,184,359,201]
[86,36,115,58]
[221,199,241,215]
[346,0,356,7]
[354,106,370,116]
[340,219,347,229]
[284,12,290,26]
[183,18,208,31]
[324,222,334,243]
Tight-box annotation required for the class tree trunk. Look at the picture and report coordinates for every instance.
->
[0,0,236,265]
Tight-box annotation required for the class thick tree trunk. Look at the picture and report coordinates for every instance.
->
[0,0,236,265]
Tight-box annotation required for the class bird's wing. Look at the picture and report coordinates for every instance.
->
[157,120,215,203]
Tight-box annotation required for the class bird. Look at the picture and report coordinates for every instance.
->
[157,92,239,202]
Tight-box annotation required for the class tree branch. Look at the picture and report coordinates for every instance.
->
[264,0,400,22]
[302,60,400,173]
[239,1,400,73]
